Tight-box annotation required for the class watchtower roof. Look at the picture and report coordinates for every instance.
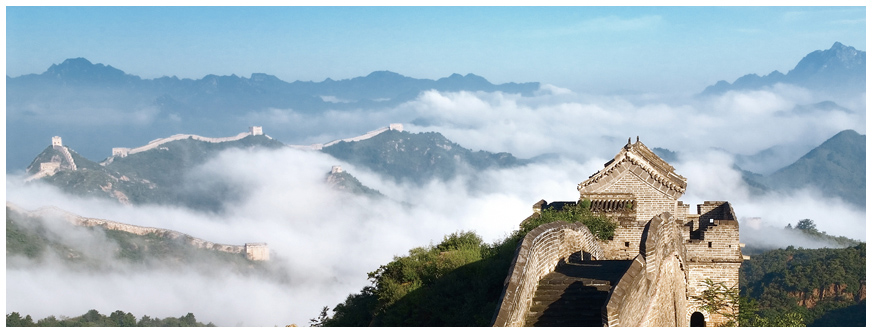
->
[578,137,687,197]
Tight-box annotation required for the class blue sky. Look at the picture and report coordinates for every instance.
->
[4,5,867,94]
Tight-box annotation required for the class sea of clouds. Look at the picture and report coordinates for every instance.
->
[5,83,865,326]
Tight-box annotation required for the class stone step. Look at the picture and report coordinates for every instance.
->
[532,291,608,301]
[523,259,632,327]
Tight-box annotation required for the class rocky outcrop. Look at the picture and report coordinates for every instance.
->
[788,281,867,308]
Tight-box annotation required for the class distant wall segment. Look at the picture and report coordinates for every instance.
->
[110,126,269,158]
[7,203,269,261]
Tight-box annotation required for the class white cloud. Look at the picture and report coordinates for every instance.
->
[5,147,603,326]
[6,84,865,326]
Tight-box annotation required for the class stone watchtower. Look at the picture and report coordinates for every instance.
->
[250,126,263,136]
[577,137,687,260]
[52,136,63,147]
[494,137,744,327]
[576,137,743,326]
[244,243,269,261]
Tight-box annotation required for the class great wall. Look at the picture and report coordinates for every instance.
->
[5,202,269,261]
[17,124,408,260]
[103,126,269,164]
[19,126,747,326]
[288,123,403,150]
[25,137,78,181]
[32,124,405,173]
[491,138,746,327]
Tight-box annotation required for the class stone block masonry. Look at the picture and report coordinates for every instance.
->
[604,213,688,327]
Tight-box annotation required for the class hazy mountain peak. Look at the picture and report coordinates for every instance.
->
[701,42,865,96]
[764,129,865,208]
[250,73,280,82]
[789,41,864,76]
[43,57,137,82]
[55,57,94,68]
[365,70,405,79]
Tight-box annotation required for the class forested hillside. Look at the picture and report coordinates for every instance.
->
[740,243,865,326]
[27,134,286,211]
[6,309,214,327]
[322,130,527,185]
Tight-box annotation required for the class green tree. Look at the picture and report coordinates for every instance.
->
[520,203,616,240]
[309,306,330,327]
[796,219,818,233]
[322,287,378,327]
[180,313,197,327]
[6,312,22,327]
[692,279,740,326]
[109,310,136,327]
[79,309,105,326]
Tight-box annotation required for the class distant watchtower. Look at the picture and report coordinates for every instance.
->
[244,243,269,261]
[250,126,263,136]
[51,136,63,147]
[389,123,404,132]
[112,148,131,157]
[331,165,344,174]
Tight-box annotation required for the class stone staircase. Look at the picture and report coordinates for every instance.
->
[525,258,632,327]
[57,146,77,171]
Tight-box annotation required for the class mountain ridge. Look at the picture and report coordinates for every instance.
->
[23,126,528,209]
[701,42,865,95]
[763,129,865,207]
[6,58,541,170]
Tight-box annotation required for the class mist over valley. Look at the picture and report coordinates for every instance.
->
[5,41,866,326]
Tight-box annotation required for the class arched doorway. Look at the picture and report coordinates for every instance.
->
[690,312,706,327]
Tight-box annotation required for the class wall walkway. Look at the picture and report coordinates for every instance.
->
[492,221,604,327]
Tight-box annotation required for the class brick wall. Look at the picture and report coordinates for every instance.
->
[685,263,742,326]
[593,172,677,225]
[686,221,742,262]
[683,202,743,327]
[599,226,645,260]
[605,213,688,327]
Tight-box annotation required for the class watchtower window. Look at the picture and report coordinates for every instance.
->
[624,242,630,247]
[708,242,712,248]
